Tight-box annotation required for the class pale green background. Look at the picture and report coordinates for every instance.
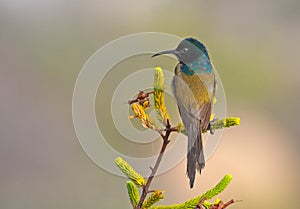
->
[1,0,300,208]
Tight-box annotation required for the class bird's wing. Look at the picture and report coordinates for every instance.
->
[172,63,215,130]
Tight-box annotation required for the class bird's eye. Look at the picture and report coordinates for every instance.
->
[183,48,188,52]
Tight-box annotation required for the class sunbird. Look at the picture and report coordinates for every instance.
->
[153,38,216,188]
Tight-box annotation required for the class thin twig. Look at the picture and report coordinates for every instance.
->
[194,197,207,209]
[209,199,237,209]
[222,199,238,208]
[128,90,154,105]
[136,121,177,209]
[136,135,169,208]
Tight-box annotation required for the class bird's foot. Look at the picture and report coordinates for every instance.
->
[209,117,218,135]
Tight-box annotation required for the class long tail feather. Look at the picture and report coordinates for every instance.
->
[187,120,205,188]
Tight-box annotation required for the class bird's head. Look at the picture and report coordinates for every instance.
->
[152,37,210,64]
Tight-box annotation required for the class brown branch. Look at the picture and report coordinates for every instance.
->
[194,198,237,209]
[194,197,207,209]
[209,199,237,209]
[222,199,235,208]
[128,90,154,106]
[136,119,177,209]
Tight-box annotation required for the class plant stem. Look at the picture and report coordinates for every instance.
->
[136,120,174,209]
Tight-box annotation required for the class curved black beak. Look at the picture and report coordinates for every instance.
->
[152,49,177,58]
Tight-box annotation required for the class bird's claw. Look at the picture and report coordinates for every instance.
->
[209,117,218,135]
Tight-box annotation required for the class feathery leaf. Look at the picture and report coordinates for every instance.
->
[154,67,170,124]
[131,103,156,130]
[143,190,164,209]
[115,157,146,187]
[126,181,140,207]
[150,174,232,209]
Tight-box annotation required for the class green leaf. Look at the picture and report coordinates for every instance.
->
[143,190,164,209]
[154,67,170,124]
[199,174,232,200]
[154,66,166,91]
[115,157,146,187]
[126,181,140,207]
[209,117,240,131]
[150,174,232,209]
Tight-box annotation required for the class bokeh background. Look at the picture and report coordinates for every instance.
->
[1,0,300,208]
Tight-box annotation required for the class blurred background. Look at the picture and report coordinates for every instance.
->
[1,0,300,208]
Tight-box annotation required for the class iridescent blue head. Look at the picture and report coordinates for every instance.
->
[152,37,210,65]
